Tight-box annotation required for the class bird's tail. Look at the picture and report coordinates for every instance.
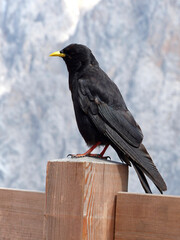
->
[113,144,153,193]
[117,142,167,193]
[107,126,167,193]
[133,143,167,193]
[131,161,152,193]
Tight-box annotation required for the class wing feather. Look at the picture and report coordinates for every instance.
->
[98,103,143,147]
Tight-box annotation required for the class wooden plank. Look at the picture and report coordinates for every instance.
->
[43,158,128,240]
[115,192,180,240]
[0,188,45,240]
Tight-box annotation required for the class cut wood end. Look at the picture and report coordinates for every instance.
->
[49,157,126,165]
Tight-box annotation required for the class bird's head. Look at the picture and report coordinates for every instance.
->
[50,44,98,74]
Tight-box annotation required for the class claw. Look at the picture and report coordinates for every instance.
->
[96,155,111,160]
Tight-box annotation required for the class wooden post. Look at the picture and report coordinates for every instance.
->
[43,158,128,240]
[0,188,44,240]
[115,192,180,240]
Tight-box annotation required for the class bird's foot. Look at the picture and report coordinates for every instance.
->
[67,143,110,160]
[67,153,111,160]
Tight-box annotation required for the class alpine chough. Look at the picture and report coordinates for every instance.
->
[50,43,167,194]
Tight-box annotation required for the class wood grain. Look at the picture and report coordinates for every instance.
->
[0,188,45,240]
[115,192,180,240]
[43,158,128,240]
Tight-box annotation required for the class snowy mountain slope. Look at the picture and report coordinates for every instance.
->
[0,0,179,194]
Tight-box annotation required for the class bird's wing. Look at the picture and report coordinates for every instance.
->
[79,79,143,148]
[78,78,167,192]
[98,103,143,147]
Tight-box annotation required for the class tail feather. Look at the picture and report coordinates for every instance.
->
[133,159,164,194]
[105,125,167,193]
[135,144,167,192]
[131,161,152,194]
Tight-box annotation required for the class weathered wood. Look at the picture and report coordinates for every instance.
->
[115,192,180,240]
[43,158,128,240]
[0,188,45,240]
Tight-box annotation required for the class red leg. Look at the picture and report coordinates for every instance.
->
[68,142,111,160]
[100,144,109,157]
[69,142,101,158]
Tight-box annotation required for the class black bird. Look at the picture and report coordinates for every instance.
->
[50,43,167,194]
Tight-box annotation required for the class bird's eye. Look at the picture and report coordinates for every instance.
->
[67,52,77,59]
[64,52,72,59]
[70,52,76,56]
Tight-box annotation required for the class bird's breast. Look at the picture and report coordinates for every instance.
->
[71,90,108,146]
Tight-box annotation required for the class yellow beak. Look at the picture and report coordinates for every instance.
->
[49,51,66,57]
